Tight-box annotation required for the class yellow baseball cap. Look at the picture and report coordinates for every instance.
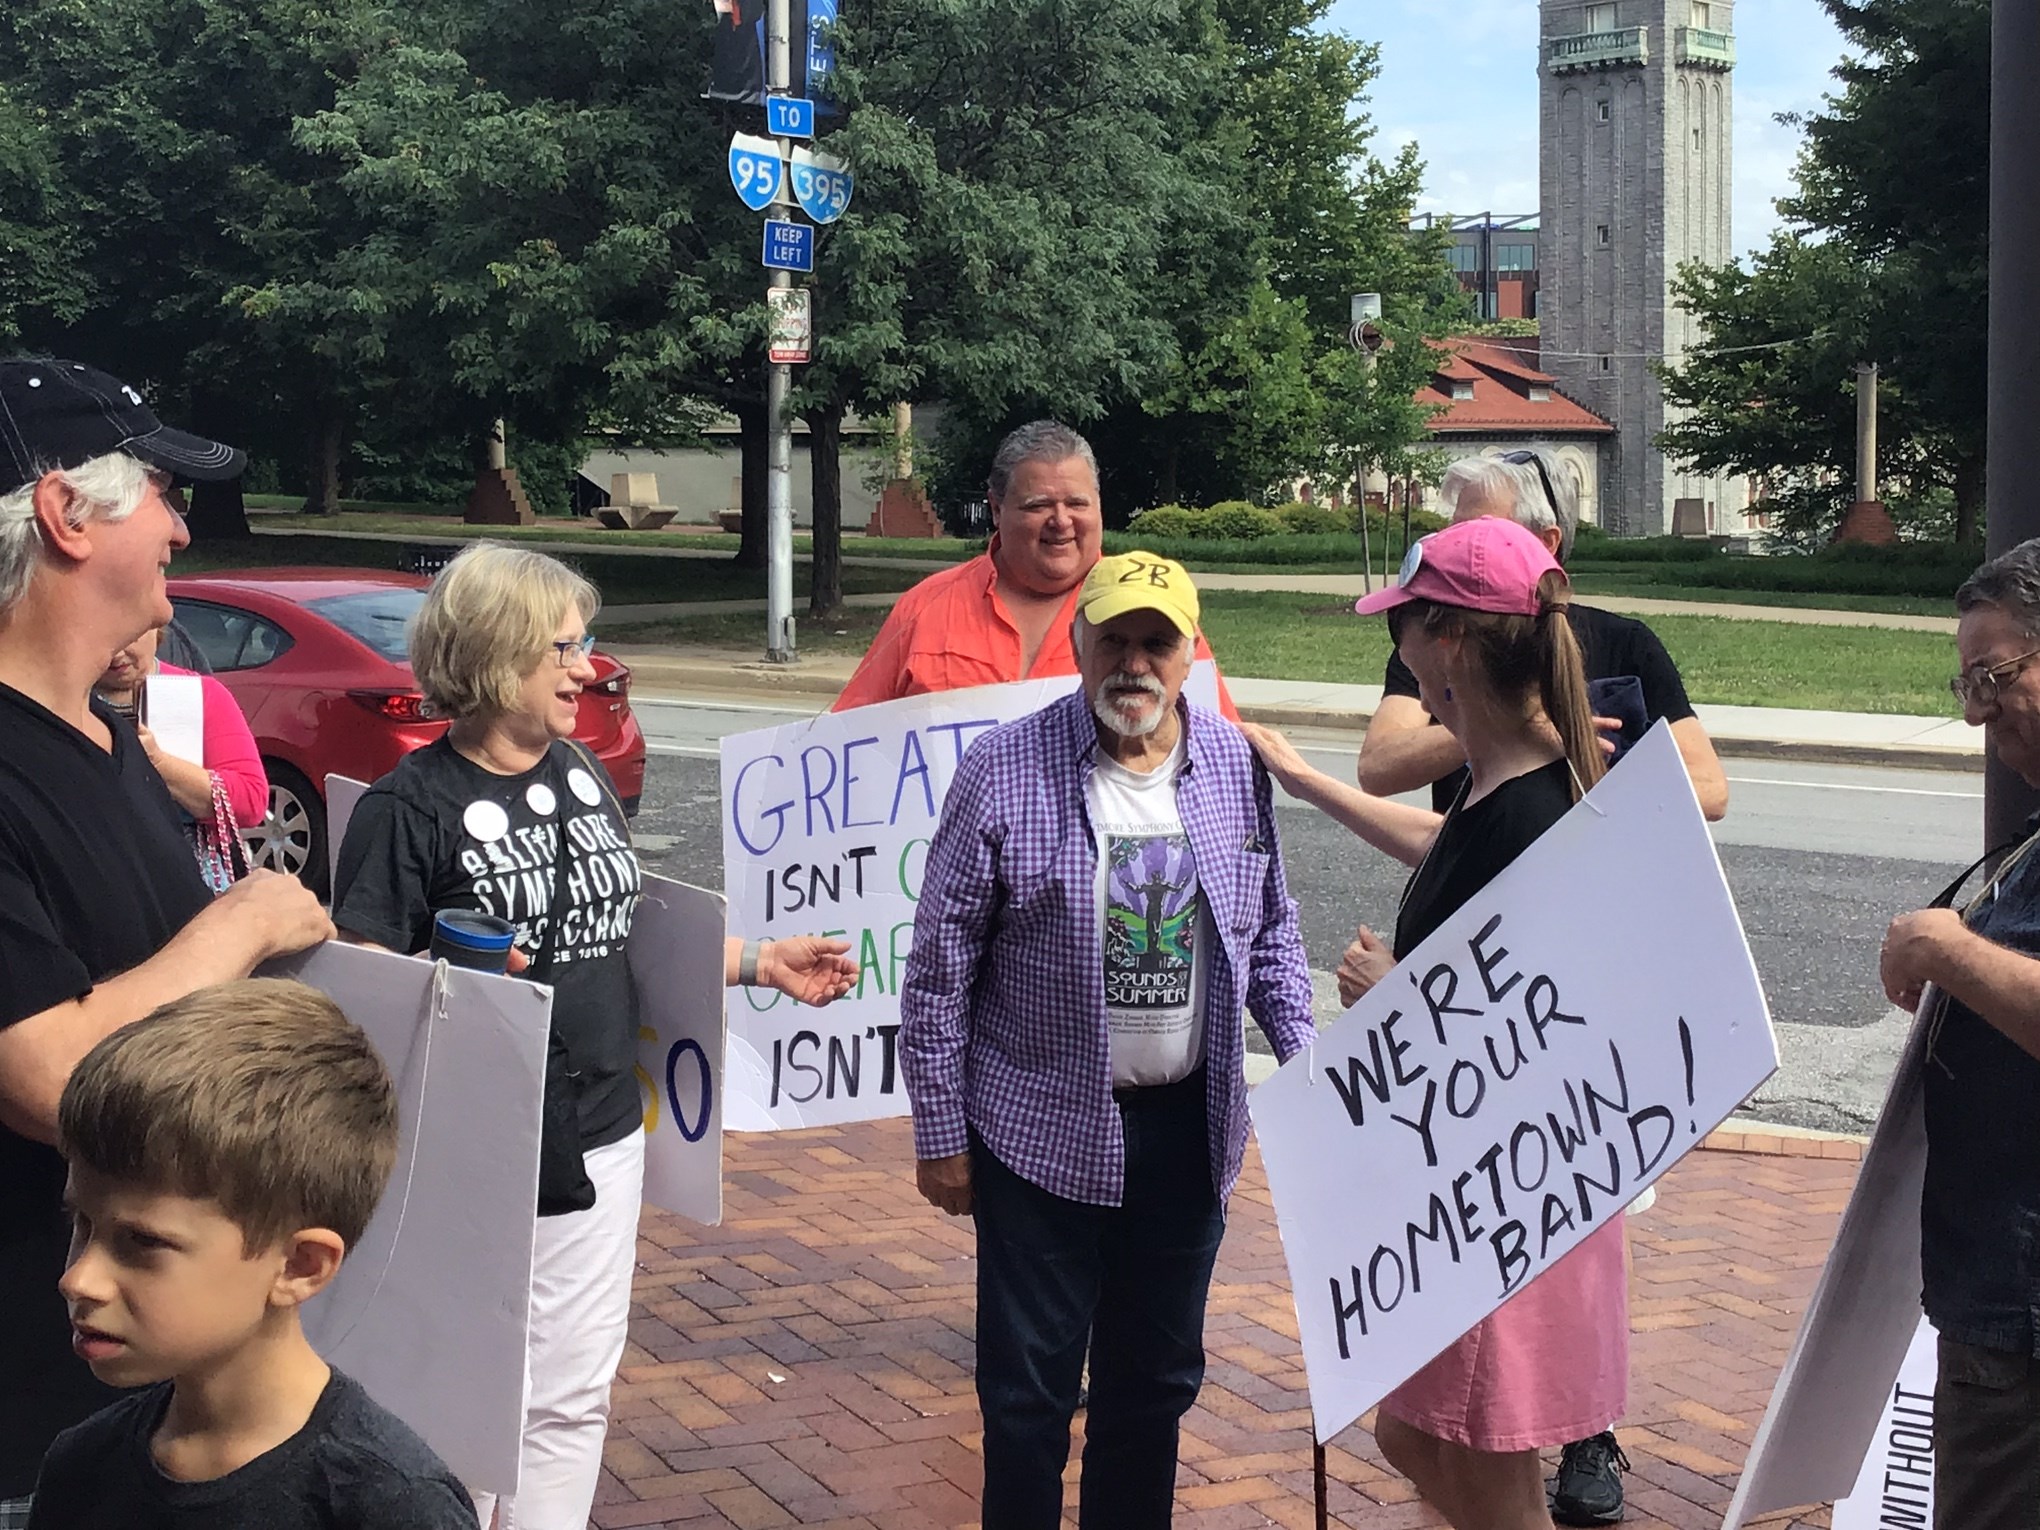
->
[1078,551,1200,639]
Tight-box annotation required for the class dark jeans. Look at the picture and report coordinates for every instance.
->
[971,1068,1225,1530]
[1936,1336,2040,1530]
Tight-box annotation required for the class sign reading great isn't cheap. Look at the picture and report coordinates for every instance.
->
[718,665,1222,1130]
[1251,725,1780,1443]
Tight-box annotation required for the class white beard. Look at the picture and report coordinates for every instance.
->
[1091,675,1167,738]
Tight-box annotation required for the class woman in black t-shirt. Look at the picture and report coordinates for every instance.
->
[1241,516,1619,1530]
[330,545,850,1528]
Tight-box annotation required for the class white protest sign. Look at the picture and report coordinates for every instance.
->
[1831,1317,1937,1530]
[1721,1000,1932,1528]
[143,672,205,766]
[632,873,729,1225]
[1250,725,1779,1443]
[719,663,1223,1130]
[266,940,549,1496]
[325,773,371,891]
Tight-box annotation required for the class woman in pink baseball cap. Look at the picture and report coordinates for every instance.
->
[1242,514,1621,1530]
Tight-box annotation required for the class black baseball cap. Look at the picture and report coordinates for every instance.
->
[0,358,245,496]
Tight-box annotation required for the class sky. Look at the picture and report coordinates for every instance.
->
[1327,0,1851,260]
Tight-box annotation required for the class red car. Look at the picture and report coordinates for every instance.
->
[167,568,646,895]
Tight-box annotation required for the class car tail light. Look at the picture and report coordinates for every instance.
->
[589,666,631,698]
[349,689,435,724]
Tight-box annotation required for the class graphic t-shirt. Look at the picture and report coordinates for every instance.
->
[1086,738,1209,1087]
[332,737,644,1149]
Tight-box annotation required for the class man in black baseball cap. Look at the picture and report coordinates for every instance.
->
[0,362,329,1524]
[0,359,244,496]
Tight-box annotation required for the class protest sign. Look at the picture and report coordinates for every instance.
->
[269,940,549,1496]
[1250,724,1779,1443]
[632,873,729,1225]
[1830,1317,1938,1530]
[1721,1000,1932,1529]
[325,773,369,890]
[719,663,1222,1130]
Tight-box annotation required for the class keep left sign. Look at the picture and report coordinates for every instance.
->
[1251,725,1779,1442]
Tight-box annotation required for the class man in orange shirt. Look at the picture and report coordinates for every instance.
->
[833,421,1232,713]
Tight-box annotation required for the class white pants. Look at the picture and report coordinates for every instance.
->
[473,1130,644,1530]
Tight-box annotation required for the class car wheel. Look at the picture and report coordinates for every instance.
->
[244,763,328,898]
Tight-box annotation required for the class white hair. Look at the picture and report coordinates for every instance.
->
[0,453,153,616]
[1439,452,1576,563]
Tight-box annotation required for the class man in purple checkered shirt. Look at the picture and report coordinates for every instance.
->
[901,551,1315,1530]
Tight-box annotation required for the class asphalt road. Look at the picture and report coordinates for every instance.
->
[628,696,1986,1133]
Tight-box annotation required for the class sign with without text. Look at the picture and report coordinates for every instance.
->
[1250,725,1779,1443]
[719,664,1223,1130]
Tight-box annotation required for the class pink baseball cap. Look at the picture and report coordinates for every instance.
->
[1355,515,1566,618]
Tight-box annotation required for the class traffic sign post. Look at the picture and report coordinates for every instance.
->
[762,219,815,273]
[765,95,816,139]
[767,288,812,364]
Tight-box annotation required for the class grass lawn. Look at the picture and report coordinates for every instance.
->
[1564,566,1954,618]
[175,535,926,608]
[609,591,1962,716]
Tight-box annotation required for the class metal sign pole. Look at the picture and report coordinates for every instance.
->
[763,0,796,663]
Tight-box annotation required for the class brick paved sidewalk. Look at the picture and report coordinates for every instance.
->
[598,1122,1861,1530]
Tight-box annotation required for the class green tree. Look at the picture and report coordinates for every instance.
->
[1659,0,1988,543]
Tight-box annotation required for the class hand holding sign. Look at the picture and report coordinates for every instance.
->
[1252,726,1777,1443]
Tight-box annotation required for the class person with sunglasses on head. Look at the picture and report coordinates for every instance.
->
[1359,451,1727,817]
[1343,450,1724,1522]
[1240,515,1625,1530]
[1878,538,2040,1530]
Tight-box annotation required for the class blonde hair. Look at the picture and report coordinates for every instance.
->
[1400,571,1605,801]
[58,979,397,1253]
[409,543,600,720]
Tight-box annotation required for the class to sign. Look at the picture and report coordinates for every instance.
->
[766,95,816,139]
[788,145,853,224]
[762,219,815,273]
[728,132,784,212]
[768,287,812,364]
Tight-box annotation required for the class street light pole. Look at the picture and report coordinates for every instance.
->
[763,0,797,663]
[1986,0,2040,846]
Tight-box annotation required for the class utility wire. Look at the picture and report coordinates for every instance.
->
[1522,331,1836,363]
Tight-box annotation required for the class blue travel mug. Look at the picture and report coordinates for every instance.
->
[428,910,518,973]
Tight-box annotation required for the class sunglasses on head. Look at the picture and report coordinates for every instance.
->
[1500,450,1562,526]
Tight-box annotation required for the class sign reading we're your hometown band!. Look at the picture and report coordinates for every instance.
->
[718,665,1222,1130]
[1250,726,1780,1443]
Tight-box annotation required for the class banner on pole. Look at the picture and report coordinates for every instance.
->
[1250,725,1779,1443]
[273,941,550,1496]
[719,663,1222,1130]
[707,0,836,106]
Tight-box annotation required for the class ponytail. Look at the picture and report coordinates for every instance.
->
[1535,572,1604,801]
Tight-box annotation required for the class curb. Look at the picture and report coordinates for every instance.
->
[1701,1118,1867,1162]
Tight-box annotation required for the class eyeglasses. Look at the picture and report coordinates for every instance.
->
[1950,648,2040,707]
[1500,449,1563,526]
[550,634,597,667]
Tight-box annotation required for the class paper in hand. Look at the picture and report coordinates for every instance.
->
[143,673,205,765]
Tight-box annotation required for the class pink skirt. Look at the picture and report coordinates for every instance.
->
[1375,1218,1628,1453]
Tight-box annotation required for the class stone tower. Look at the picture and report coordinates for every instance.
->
[1540,0,1737,536]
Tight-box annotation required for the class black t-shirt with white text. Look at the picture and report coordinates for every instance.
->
[331,737,643,1149]
[27,1368,475,1528]
[1382,603,1696,812]
[0,684,211,1496]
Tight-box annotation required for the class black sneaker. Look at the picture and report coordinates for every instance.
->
[1547,1431,1629,1525]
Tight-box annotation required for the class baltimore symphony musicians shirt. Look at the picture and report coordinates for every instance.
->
[332,736,644,1150]
[1084,736,1211,1088]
